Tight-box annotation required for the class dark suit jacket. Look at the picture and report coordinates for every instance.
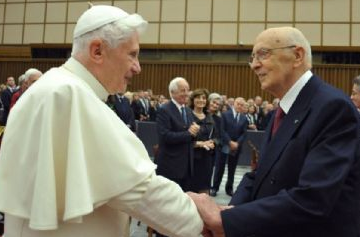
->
[113,95,136,132]
[131,99,146,120]
[221,110,248,155]
[0,88,15,126]
[222,76,360,237]
[156,101,195,179]
[257,109,274,131]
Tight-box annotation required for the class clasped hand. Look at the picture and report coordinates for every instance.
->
[188,122,200,136]
[187,192,233,237]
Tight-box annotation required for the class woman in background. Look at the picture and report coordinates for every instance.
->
[189,88,216,194]
[246,104,258,130]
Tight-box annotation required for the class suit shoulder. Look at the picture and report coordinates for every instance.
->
[160,101,176,111]
[315,81,353,107]
[221,110,232,117]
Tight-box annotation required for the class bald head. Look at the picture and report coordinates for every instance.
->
[250,27,313,98]
[255,27,312,69]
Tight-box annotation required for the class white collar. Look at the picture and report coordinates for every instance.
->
[232,108,239,117]
[280,70,312,114]
[171,98,185,112]
[62,57,109,102]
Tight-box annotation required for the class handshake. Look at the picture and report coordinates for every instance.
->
[187,192,233,237]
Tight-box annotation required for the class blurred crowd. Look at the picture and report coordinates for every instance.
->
[105,88,280,132]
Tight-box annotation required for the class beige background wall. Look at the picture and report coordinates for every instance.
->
[0,0,359,46]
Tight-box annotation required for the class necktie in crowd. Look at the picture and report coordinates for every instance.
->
[181,107,187,125]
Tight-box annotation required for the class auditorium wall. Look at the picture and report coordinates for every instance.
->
[0,0,359,47]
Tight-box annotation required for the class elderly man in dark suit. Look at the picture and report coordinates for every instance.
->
[155,77,200,237]
[188,27,360,237]
[156,77,200,191]
[211,97,248,197]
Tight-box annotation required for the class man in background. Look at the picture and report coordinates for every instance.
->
[10,68,42,109]
[351,75,360,113]
[107,92,136,132]
[156,77,200,192]
[211,97,248,197]
[155,77,200,237]
[0,5,203,237]
[0,76,17,125]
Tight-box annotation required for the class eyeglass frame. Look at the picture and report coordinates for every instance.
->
[248,45,296,66]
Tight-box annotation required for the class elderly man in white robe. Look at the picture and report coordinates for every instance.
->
[0,5,203,237]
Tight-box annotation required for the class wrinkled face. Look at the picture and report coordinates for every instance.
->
[208,99,221,113]
[234,98,247,113]
[351,84,360,109]
[249,31,296,98]
[193,94,207,109]
[101,33,141,94]
[171,80,190,105]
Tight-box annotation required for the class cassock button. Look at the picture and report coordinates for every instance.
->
[270,177,276,184]
[294,119,299,124]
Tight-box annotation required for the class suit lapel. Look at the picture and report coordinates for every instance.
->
[170,101,189,127]
[252,76,322,199]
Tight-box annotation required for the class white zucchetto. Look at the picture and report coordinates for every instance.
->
[73,5,130,38]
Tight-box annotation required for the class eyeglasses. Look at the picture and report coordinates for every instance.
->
[248,45,296,66]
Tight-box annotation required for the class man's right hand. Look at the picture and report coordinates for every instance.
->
[188,122,200,136]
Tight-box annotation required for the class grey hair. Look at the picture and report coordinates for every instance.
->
[24,68,42,81]
[354,75,360,89]
[17,74,26,86]
[208,92,223,104]
[168,77,187,98]
[71,13,147,57]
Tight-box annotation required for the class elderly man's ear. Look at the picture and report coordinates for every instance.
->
[293,46,305,67]
[89,39,105,64]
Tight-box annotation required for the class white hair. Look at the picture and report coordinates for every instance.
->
[168,77,187,98]
[71,14,147,57]
[24,68,42,81]
[17,74,26,86]
[354,75,360,90]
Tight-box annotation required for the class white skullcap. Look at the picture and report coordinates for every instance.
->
[73,5,130,38]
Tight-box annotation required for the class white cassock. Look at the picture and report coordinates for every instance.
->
[0,57,203,237]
